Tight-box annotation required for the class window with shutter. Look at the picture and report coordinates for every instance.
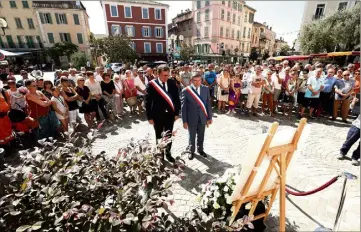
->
[6,35,15,48]
[22,1,29,8]
[77,33,83,44]
[17,36,24,48]
[56,14,67,24]
[144,42,151,53]
[47,33,54,43]
[156,43,163,53]
[36,36,43,48]
[110,5,118,17]
[155,9,161,20]
[142,27,150,37]
[155,27,162,38]
[125,26,134,37]
[27,18,35,29]
[73,14,80,25]
[111,25,121,35]
[124,6,132,18]
[25,36,34,48]
[43,13,52,24]
[10,1,17,8]
[15,18,23,28]
[142,8,149,19]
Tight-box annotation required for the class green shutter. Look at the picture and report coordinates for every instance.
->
[6,35,14,47]
[73,14,79,25]
[47,33,54,43]
[0,37,4,47]
[55,13,60,24]
[17,36,24,48]
[22,1,29,8]
[39,13,44,24]
[67,33,72,43]
[77,33,83,44]
[63,14,67,24]
[48,13,53,24]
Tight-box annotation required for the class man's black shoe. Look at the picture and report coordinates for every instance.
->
[198,151,207,157]
[188,152,195,160]
[166,155,175,163]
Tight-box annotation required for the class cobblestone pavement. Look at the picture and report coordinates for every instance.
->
[92,111,360,231]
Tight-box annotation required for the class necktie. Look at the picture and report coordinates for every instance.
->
[162,82,166,91]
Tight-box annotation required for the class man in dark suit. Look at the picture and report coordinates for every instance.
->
[145,65,181,162]
[181,72,213,160]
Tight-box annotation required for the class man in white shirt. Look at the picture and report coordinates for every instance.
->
[94,67,104,82]
[246,65,264,116]
[134,68,148,112]
[271,67,283,113]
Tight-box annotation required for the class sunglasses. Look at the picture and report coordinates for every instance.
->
[79,79,85,82]
[343,74,350,76]
[38,79,44,81]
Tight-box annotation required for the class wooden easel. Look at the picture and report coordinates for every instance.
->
[229,118,307,232]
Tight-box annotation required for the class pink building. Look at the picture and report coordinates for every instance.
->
[192,0,255,62]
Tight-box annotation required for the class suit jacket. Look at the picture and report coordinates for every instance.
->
[145,78,181,121]
[181,85,212,125]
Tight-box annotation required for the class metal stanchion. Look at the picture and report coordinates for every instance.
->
[314,172,357,232]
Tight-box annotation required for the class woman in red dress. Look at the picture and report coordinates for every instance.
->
[122,70,137,114]
[0,88,15,148]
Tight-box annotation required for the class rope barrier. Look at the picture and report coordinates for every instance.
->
[286,176,339,196]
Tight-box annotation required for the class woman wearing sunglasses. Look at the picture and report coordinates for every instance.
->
[76,76,97,128]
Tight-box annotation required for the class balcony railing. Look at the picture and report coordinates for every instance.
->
[32,2,84,10]
[0,42,44,49]
[312,14,324,20]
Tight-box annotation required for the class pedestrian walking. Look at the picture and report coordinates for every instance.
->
[338,114,360,166]
[181,72,213,160]
[145,65,181,163]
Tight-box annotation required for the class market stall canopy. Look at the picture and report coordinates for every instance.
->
[286,55,310,61]
[327,51,352,57]
[0,49,30,57]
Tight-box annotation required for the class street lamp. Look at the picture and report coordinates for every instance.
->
[168,34,184,68]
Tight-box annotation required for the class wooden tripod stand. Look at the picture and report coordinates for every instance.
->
[229,118,307,231]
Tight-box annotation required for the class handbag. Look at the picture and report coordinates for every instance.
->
[8,109,27,123]
[221,90,229,95]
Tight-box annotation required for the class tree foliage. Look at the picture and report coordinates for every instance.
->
[280,44,290,56]
[179,43,195,61]
[46,42,78,65]
[300,3,360,54]
[70,52,88,69]
[92,35,137,63]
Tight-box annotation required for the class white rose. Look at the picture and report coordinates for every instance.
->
[223,186,229,192]
[213,202,220,209]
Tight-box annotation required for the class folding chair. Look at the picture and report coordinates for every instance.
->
[229,118,307,232]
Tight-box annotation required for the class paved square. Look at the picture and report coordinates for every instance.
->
[92,113,360,231]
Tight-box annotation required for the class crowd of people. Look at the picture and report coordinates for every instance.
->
[0,60,359,163]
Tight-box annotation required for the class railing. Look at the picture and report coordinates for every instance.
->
[312,14,324,20]
[0,42,44,49]
[32,2,84,10]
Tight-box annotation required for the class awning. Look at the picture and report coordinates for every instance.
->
[310,53,328,58]
[352,51,360,56]
[0,49,31,56]
[327,52,352,57]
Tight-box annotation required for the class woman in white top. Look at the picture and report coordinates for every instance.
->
[217,69,231,113]
[85,72,108,121]
[51,87,69,132]
[113,74,124,116]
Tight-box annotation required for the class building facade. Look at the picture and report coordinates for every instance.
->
[102,0,169,61]
[251,21,276,58]
[191,0,255,63]
[0,0,91,57]
[240,4,255,57]
[274,37,288,56]
[301,1,358,24]
[297,1,358,51]
[0,0,43,51]
[33,1,91,54]
[168,9,194,47]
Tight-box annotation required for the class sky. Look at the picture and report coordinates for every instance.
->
[82,1,305,46]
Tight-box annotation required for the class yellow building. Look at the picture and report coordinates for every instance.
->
[0,0,91,56]
[0,0,43,51]
[239,4,255,57]
[33,1,91,54]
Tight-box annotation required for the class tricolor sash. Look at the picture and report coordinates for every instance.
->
[149,79,175,112]
[185,86,209,119]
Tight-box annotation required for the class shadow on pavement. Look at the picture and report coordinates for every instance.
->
[265,213,301,232]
